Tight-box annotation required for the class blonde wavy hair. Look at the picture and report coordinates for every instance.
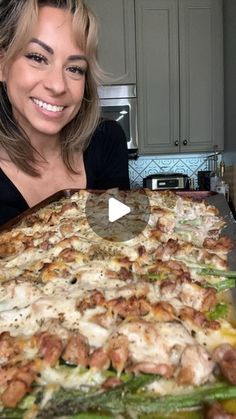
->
[0,0,104,176]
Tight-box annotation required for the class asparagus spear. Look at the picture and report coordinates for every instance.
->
[37,373,157,418]
[37,378,236,418]
[200,268,236,278]
[123,382,236,414]
[204,278,236,291]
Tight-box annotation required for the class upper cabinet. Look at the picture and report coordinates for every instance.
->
[135,0,224,154]
[86,0,136,84]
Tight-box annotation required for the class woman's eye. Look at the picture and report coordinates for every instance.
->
[67,66,86,77]
[25,53,47,64]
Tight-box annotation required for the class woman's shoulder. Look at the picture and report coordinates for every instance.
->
[93,118,124,136]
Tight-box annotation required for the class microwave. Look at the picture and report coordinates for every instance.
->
[98,85,138,158]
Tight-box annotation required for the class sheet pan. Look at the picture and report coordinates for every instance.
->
[1,190,235,271]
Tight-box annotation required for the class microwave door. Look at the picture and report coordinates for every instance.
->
[100,96,138,154]
[101,105,130,143]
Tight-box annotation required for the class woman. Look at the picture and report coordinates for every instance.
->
[0,0,130,225]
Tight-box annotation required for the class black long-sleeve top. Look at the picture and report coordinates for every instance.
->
[0,120,130,226]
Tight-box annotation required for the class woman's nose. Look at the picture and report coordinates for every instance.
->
[44,65,67,95]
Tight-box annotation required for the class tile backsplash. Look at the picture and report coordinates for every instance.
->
[129,153,210,189]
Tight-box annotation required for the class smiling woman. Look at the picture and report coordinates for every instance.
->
[0,0,130,225]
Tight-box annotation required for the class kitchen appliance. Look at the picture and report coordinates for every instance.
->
[98,85,138,158]
[143,173,190,190]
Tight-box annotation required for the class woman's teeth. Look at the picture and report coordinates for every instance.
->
[32,98,64,113]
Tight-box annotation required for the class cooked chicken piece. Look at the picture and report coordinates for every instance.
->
[113,320,195,375]
[151,301,176,322]
[179,307,220,331]
[0,281,43,311]
[203,236,234,253]
[107,296,151,318]
[177,344,215,385]
[179,283,217,312]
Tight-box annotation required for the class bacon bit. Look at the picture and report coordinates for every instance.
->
[62,334,89,367]
[36,332,63,366]
[128,362,174,378]
[0,332,21,364]
[107,334,129,373]
[212,344,236,385]
[101,376,123,389]
[89,348,110,370]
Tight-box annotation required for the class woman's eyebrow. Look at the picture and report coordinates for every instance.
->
[30,38,53,54]
[29,38,88,63]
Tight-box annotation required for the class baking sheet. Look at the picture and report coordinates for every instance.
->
[1,190,235,269]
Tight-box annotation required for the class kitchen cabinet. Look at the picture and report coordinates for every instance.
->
[135,0,223,154]
[86,0,136,84]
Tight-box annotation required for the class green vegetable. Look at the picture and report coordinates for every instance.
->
[204,278,235,292]
[37,373,158,418]
[148,273,168,281]
[201,269,236,279]
[123,382,236,414]
[36,377,236,418]
[206,303,228,320]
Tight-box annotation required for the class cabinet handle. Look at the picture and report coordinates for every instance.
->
[175,140,179,146]
[183,139,188,146]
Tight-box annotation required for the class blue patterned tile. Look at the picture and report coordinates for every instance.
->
[128,153,210,188]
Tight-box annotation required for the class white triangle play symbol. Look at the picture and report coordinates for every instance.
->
[108,197,131,223]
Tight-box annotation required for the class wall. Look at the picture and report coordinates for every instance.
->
[223,0,236,208]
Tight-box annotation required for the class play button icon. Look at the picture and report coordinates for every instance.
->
[85,189,151,242]
[108,198,130,222]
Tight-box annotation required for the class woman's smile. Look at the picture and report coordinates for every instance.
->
[31,97,65,113]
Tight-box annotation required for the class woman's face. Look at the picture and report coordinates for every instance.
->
[2,6,87,141]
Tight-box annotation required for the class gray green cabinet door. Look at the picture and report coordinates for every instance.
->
[136,0,223,154]
[86,0,136,84]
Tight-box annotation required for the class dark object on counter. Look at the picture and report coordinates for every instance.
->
[143,173,190,190]
[198,170,211,191]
